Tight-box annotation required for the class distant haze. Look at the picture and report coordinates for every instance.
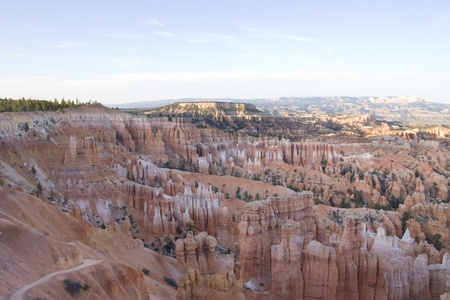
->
[109,96,450,125]
[1,1,450,104]
[108,96,429,109]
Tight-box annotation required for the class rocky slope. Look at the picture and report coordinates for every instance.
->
[0,103,449,299]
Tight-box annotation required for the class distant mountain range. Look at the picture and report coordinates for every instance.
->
[108,96,450,125]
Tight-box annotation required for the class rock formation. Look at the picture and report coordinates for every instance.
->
[1,103,450,300]
[176,268,244,300]
[175,231,233,274]
[239,192,315,281]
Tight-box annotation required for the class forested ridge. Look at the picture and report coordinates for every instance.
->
[0,98,95,112]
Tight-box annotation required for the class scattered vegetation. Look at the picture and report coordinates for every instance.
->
[389,196,404,210]
[163,236,175,255]
[372,203,393,211]
[186,223,194,232]
[330,211,344,226]
[427,233,442,251]
[243,190,253,201]
[163,276,178,289]
[352,189,364,207]
[401,212,412,234]
[36,182,43,196]
[63,279,83,297]
[339,198,351,208]
[235,186,241,199]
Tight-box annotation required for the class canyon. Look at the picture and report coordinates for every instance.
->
[0,102,449,299]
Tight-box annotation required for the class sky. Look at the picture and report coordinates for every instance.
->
[1,0,450,105]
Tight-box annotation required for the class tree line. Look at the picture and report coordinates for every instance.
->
[0,97,95,113]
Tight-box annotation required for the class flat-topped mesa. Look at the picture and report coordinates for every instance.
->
[150,102,263,116]
[147,102,269,131]
[367,96,424,104]
[176,268,245,300]
[238,192,315,281]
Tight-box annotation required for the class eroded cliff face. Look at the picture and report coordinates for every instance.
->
[175,231,234,275]
[238,192,316,281]
[268,209,448,300]
[0,187,179,300]
[177,268,245,300]
[1,104,449,299]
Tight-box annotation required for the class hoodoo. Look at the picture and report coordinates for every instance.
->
[1,102,449,299]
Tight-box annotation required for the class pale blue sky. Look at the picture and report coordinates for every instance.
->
[1,0,449,104]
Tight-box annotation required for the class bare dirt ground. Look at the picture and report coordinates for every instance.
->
[8,258,103,300]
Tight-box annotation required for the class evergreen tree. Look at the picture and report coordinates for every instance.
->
[36,182,43,195]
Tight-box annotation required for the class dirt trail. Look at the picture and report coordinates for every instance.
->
[8,259,103,300]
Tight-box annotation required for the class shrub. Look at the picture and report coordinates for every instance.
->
[164,276,178,289]
[36,182,43,196]
[176,226,182,235]
[314,198,323,205]
[143,268,150,275]
[163,236,175,254]
[339,198,351,208]
[389,196,404,210]
[83,283,90,291]
[401,211,412,234]
[0,178,4,187]
[186,223,194,232]
[63,279,83,297]
[428,233,442,251]
[328,197,335,207]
